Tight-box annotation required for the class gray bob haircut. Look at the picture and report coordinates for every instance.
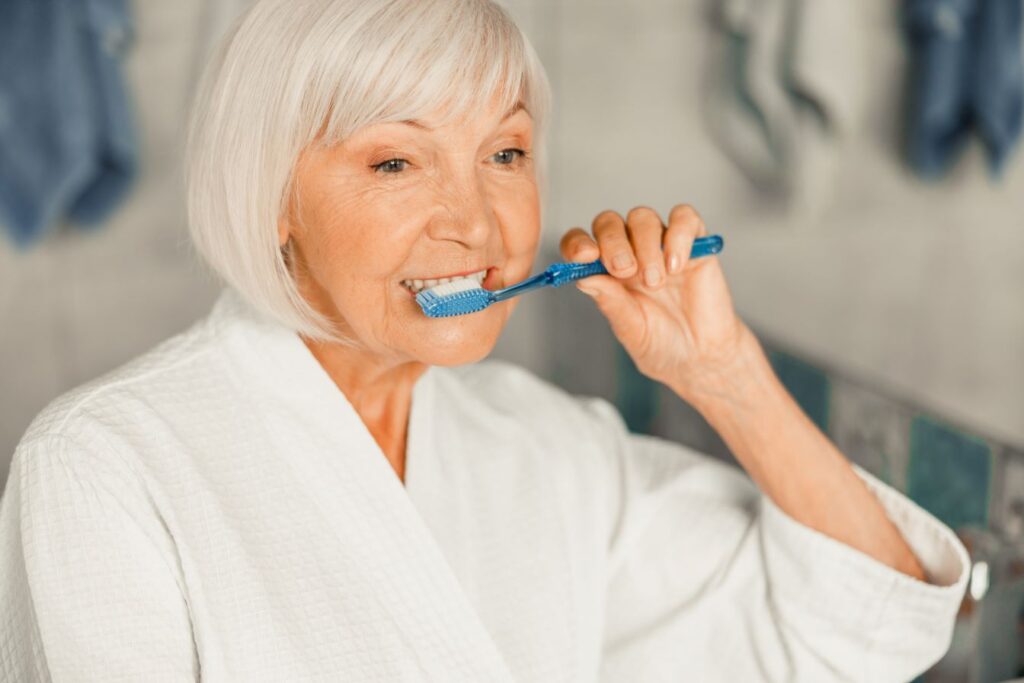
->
[185,0,553,343]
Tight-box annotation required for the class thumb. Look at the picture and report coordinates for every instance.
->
[576,276,645,350]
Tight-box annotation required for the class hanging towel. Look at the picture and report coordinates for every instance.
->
[971,0,1023,174]
[0,286,971,681]
[903,0,984,177]
[0,0,137,249]
[705,0,863,215]
[903,0,1023,178]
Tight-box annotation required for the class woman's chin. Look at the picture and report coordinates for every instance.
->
[409,324,501,366]
[394,286,509,364]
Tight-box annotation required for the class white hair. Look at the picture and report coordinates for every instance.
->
[185,0,553,343]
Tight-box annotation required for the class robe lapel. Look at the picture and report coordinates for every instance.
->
[222,290,515,681]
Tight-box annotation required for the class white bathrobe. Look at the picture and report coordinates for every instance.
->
[0,287,970,682]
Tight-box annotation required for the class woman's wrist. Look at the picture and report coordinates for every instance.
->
[677,327,794,488]
[671,323,781,423]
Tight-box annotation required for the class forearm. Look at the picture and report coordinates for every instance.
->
[675,327,927,581]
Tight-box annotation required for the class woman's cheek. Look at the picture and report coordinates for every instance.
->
[494,183,540,249]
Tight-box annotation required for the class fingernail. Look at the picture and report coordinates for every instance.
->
[577,284,599,297]
[668,253,680,274]
[643,265,661,287]
[612,253,633,270]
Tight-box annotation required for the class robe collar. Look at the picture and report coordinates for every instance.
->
[205,287,516,680]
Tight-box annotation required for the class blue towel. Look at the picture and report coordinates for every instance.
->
[0,0,138,249]
[903,0,1024,179]
[972,0,1023,174]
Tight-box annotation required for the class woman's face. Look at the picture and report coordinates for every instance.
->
[280,91,540,367]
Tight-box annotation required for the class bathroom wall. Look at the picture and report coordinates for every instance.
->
[501,0,1024,451]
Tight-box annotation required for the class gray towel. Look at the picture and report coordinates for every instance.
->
[705,0,863,215]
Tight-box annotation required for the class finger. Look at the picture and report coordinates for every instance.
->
[575,274,646,349]
[559,227,600,263]
[591,210,637,279]
[624,206,667,289]
[664,204,707,275]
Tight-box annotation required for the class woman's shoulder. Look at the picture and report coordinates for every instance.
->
[4,311,229,534]
[17,305,225,455]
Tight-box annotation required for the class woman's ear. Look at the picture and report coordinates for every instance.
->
[279,184,299,247]
[278,219,290,248]
[279,166,304,248]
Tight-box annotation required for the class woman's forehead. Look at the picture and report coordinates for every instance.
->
[336,100,530,146]
[397,100,529,133]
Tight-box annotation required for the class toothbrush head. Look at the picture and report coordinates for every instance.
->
[415,278,496,318]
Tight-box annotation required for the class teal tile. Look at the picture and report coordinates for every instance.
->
[614,343,659,434]
[768,349,830,433]
[651,382,733,463]
[907,416,992,531]
[827,378,910,489]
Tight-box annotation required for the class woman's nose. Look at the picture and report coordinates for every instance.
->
[425,181,494,249]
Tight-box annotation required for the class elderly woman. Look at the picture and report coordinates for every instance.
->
[0,0,969,681]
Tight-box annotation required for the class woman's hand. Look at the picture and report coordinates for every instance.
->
[560,204,755,407]
[564,206,932,583]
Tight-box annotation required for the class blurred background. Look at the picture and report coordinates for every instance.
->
[1,0,1022,680]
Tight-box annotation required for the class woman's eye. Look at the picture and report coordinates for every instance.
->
[372,158,408,174]
[372,149,528,174]
[493,148,527,165]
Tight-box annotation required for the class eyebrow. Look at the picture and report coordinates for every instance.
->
[398,101,528,131]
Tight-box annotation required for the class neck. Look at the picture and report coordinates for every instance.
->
[302,336,427,482]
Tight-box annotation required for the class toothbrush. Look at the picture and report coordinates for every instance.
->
[415,234,724,318]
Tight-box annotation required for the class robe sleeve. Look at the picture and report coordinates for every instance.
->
[577,396,970,683]
[0,433,199,682]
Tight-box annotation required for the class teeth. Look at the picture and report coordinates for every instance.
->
[402,269,487,294]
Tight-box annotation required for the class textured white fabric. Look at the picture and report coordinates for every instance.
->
[0,286,970,682]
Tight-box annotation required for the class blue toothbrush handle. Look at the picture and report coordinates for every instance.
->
[546,234,724,287]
